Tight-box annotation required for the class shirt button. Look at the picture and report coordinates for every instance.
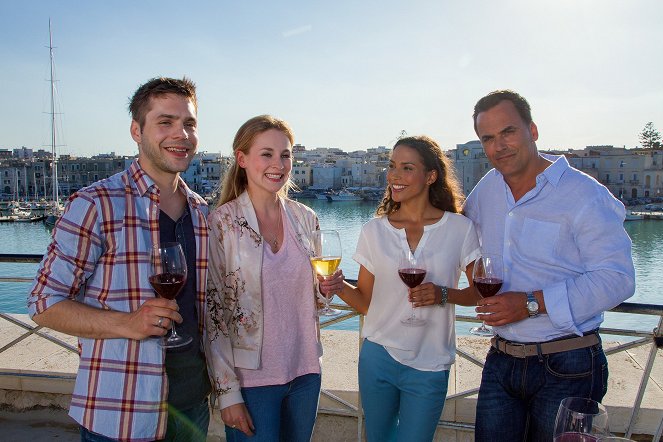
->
[508,212,513,217]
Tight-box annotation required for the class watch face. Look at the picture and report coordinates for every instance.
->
[527,301,539,313]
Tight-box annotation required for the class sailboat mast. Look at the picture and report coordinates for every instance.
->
[49,19,59,207]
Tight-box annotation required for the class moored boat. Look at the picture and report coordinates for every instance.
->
[329,189,362,201]
[625,210,644,221]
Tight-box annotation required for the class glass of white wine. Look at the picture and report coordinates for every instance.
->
[310,230,342,316]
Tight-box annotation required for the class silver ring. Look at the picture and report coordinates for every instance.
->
[157,317,164,327]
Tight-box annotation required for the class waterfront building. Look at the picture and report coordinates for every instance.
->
[0,159,53,200]
[312,164,343,190]
[350,161,385,188]
[198,155,229,195]
[56,155,132,195]
[565,147,663,200]
[292,161,312,188]
[450,140,492,196]
[7,142,657,202]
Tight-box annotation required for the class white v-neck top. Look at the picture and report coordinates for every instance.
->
[353,212,479,371]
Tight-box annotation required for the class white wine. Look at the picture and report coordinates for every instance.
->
[310,256,341,276]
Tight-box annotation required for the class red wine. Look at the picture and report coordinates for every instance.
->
[398,268,426,288]
[149,273,186,299]
[473,277,503,297]
[553,433,598,442]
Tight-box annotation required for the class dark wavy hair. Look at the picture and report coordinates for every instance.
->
[376,135,463,216]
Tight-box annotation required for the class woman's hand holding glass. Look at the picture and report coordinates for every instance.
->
[309,230,343,316]
[409,282,442,307]
[317,269,345,305]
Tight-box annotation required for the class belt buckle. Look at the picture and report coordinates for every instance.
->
[509,342,528,358]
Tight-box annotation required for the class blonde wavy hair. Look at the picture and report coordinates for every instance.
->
[216,115,295,207]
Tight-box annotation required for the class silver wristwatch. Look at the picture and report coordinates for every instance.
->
[526,291,539,318]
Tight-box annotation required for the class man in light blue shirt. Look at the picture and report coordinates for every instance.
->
[464,90,635,441]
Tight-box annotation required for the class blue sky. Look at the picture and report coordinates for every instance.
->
[1,1,662,157]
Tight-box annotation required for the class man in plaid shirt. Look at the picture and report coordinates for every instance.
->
[28,77,211,441]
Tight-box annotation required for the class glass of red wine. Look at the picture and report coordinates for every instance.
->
[398,249,427,327]
[470,254,503,337]
[553,397,610,441]
[150,242,192,348]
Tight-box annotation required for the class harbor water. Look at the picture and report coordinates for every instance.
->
[2,199,661,337]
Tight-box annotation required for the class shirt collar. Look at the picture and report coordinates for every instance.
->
[129,159,206,209]
[490,153,570,188]
[538,153,569,187]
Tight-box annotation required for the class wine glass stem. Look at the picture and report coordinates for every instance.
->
[170,324,178,338]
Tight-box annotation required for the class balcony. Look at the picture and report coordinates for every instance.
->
[1,255,662,440]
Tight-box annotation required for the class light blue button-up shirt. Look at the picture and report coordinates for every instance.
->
[464,154,635,342]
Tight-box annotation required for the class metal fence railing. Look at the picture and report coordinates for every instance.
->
[1,255,661,441]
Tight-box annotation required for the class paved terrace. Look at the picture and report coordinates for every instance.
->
[0,313,662,441]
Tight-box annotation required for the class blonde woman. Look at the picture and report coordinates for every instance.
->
[205,115,323,442]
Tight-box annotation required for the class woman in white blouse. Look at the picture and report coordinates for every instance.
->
[323,135,481,441]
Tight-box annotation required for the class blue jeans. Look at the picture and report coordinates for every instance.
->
[80,397,209,442]
[475,337,608,442]
[225,373,321,442]
[358,339,450,442]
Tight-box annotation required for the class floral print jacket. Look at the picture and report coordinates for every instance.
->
[205,191,321,409]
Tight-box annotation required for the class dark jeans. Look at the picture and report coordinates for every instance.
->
[475,338,608,442]
[80,397,209,442]
[225,373,322,442]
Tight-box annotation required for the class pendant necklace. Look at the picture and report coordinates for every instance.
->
[261,205,282,251]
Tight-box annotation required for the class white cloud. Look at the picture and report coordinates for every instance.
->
[282,25,312,38]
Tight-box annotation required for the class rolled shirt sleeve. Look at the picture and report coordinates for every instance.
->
[28,193,103,316]
[543,195,635,335]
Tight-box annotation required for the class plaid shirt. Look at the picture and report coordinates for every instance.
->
[28,160,209,442]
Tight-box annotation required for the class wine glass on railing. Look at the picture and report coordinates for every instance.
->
[470,254,503,337]
[310,230,342,316]
[150,242,192,348]
[398,249,427,327]
[553,397,610,441]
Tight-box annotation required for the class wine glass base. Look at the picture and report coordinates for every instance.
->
[159,333,193,348]
[401,317,426,327]
[469,326,494,337]
[318,307,342,317]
